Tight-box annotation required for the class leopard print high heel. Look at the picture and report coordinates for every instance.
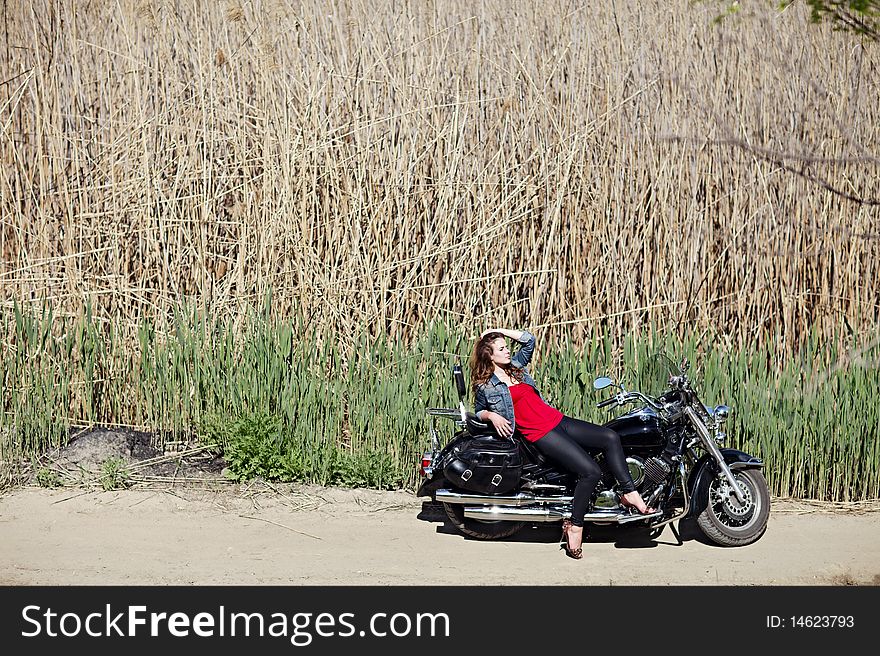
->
[559,519,583,560]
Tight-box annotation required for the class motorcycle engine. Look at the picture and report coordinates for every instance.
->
[643,454,674,484]
[594,454,675,509]
[624,454,674,488]
[626,456,645,487]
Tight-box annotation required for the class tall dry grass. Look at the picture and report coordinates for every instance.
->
[1,0,879,356]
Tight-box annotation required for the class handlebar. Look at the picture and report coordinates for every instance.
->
[596,390,666,413]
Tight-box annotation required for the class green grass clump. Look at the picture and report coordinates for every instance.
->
[98,457,131,491]
[202,412,304,483]
[2,299,879,501]
[201,410,402,489]
[35,467,63,489]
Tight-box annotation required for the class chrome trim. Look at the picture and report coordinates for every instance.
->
[730,458,763,470]
[425,408,461,418]
[462,506,568,522]
[429,425,441,451]
[618,509,663,523]
[461,506,661,523]
[618,405,659,421]
[439,489,664,524]
[643,483,663,508]
[684,405,746,504]
[594,489,621,509]
[436,489,572,506]
[626,456,645,488]
[649,462,690,530]
[520,482,567,492]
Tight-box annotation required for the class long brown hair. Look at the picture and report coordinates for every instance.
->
[469,332,524,396]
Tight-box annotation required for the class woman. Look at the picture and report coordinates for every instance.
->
[470,328,655,560]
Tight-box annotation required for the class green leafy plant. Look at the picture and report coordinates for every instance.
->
[35,467,62,488]
[207,412,306,483]
[328,449,403,490]
[99,457,131,491]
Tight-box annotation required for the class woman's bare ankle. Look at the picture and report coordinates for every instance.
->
[623,490,649,511]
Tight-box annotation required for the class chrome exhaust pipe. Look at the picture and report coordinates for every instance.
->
[440,490,663,524]
[436,488,571,506]
[462,506,568,522]
[461,506,656,523]
[464,506,663,524]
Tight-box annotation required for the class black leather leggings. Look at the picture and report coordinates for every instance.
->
[534,416,636,527]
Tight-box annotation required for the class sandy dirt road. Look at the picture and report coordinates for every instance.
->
[1,484,879,586]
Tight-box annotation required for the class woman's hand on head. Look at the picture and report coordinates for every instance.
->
[485,411,513,438]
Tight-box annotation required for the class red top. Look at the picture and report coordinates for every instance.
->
[508,383,563,443]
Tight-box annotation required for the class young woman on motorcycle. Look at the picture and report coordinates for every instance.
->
[470,328,655,560]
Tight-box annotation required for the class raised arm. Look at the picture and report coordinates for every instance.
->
[481,327,536,369]
[511,330,535,369]
[480,328,526,342]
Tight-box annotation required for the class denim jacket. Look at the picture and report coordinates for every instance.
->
[473,330,544,435]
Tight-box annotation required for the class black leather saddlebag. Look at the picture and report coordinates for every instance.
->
[442,435,523,495]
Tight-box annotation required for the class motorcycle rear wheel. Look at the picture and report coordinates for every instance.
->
[696,468,770,547]
[442,503,526,540]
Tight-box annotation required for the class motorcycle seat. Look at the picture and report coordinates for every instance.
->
[465,414,547,465]
[465,412,498,436]
[517,436,547,466]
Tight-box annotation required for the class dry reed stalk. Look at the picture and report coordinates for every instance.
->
[0,0,878,359]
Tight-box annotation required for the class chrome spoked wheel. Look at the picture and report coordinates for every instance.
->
[709,474,758,527]
[696,469,770,547]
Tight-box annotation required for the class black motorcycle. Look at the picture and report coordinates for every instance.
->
[417,354,770,547]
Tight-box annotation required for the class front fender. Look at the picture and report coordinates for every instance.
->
[685,448,764,517]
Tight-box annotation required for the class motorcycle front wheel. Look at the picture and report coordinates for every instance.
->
[696,468,770,547]
[442,503,526,540]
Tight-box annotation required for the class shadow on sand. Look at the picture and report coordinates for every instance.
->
[417,500,716,549]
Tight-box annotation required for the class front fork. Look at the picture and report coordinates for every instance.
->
[683,406,747,505]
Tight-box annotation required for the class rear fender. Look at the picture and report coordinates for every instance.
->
[417,473,452,497]
[415,431,472,498]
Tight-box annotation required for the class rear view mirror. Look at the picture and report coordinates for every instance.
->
[593,376,613,390]
[453,363,466,400]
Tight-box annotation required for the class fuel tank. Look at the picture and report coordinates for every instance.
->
[605,407,665,448]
